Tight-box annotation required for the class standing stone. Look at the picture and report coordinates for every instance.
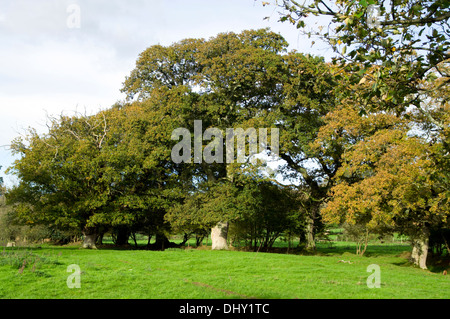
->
[211,222,229,250]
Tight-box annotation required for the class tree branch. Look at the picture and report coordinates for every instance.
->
[286,0,337,17]
[381,12,450,27]
[279,152,311,182]
[319,0,335,15]
[415,103,446,130]
[65,129,81,140]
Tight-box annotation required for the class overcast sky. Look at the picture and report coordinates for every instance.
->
[0,0,335,187]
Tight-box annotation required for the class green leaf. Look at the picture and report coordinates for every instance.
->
[432,29,438,38]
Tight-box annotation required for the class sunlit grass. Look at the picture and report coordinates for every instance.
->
[0,243,448,299]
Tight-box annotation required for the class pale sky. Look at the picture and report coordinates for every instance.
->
[0,0,334,187]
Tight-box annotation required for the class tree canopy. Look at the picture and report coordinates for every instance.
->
[278,0,449,118]
[6,29,316,249]
[278,0,449,267]
[4,16,449,269]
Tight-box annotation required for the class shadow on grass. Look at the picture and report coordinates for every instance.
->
[313,243,411,257]
[362,245,411,257]
[427,255,450,274]
[95,242,186,251]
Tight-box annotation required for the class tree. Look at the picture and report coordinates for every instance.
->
[122,28,289,250]
[6,29,291,251]
[6,28,362,253]
[165,164,303,251]
[6,105,183,249]
[229,177,303,252]
[278,0,449,119]
[7,112,114,248]
[165,173,242,248]
[277,0,450,257]
[320,106,449,268]
[275,53,340,251]
[278,0,449,180]
[123,29,358,251]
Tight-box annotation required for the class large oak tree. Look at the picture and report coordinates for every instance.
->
[121,28,289,249]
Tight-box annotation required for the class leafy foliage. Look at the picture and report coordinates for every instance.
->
[277,0,449,266]
[278,0,449,115]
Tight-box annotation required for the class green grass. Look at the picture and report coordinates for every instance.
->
[0,242,448,299]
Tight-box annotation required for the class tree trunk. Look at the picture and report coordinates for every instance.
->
[180,233,190,246]
[357,228,369,256]
[211,221,229,250]
[131,232,138,248]
[410,228,430,270]
[113,226,130,245]
[96,232,104,245]
[82,228,97,249]
[96,226,107,245]
[154,233,170,250]
[195,234,205,247]
[148,233,178,250]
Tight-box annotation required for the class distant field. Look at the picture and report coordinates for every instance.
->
[0,241,448,299]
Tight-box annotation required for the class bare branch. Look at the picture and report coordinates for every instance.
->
[65,129,81,140]
[319,0,335,15]
[97,112,108,149]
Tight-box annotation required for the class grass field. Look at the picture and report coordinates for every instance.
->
[0,240,448,299]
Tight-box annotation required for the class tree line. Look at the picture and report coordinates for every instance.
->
[2,0,449,269]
